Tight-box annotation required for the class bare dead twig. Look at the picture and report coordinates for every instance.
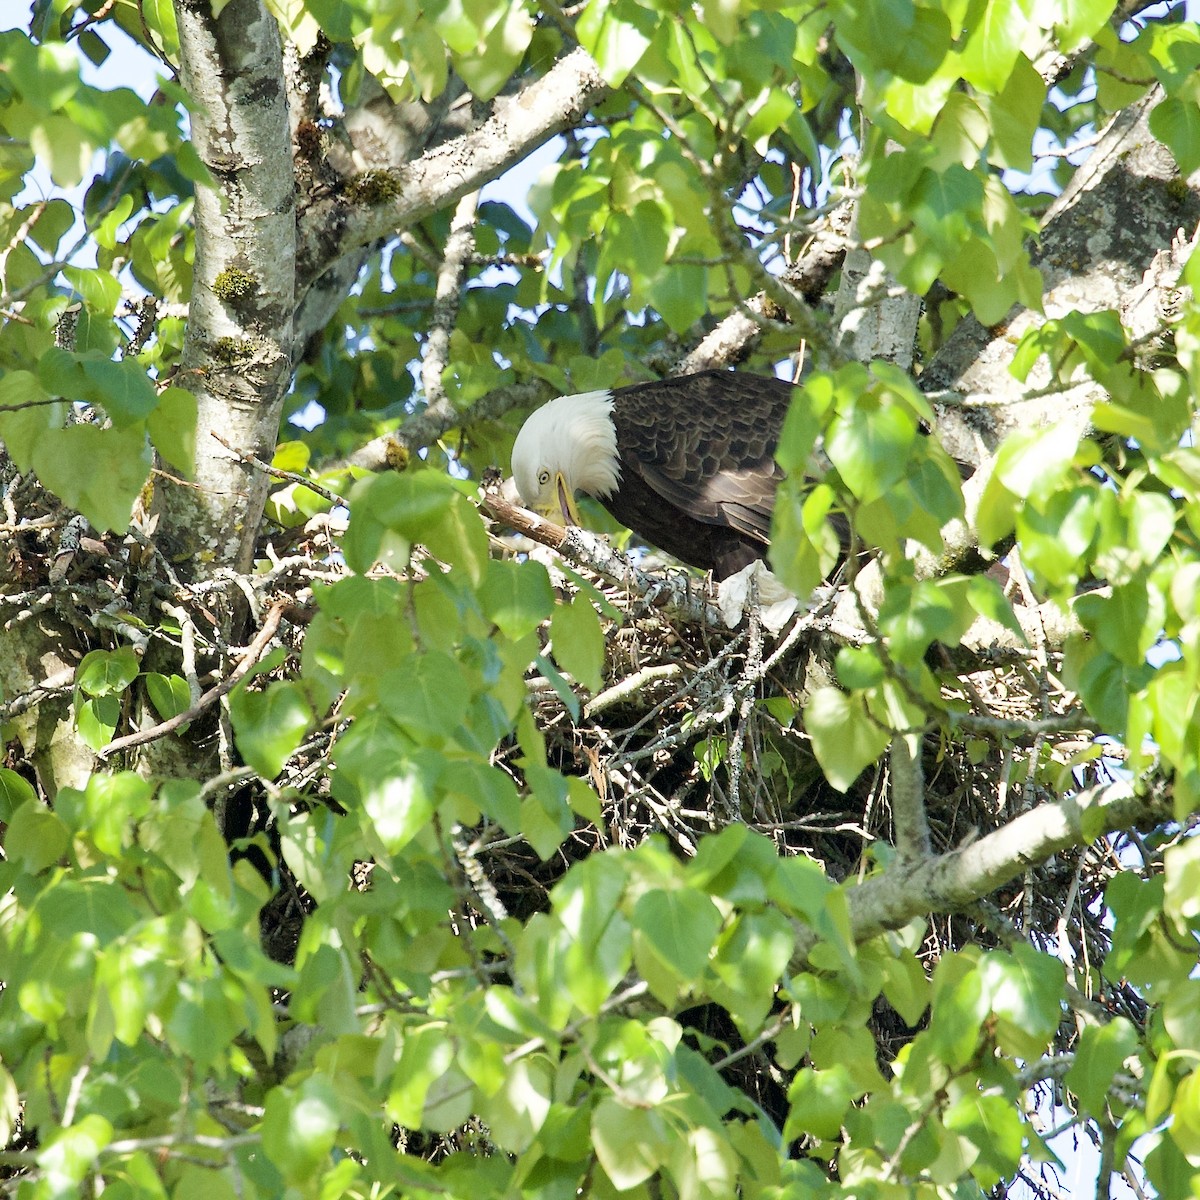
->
[421,190,480,411]
[210,432,348,508]
[99,599,289,759]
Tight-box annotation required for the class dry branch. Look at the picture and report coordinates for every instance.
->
[99,600,289,760]
[796,778,1156,964]
[479,487,724,627]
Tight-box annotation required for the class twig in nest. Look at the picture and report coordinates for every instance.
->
[478,485,722,627]
[211,432,348,509]
[99,599,290,759]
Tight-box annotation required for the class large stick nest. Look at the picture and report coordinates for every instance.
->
[0,470,1146,1071]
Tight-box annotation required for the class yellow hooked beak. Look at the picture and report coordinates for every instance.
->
[527,471,583,528]
[530,471,582,527]
[554,471,582,527]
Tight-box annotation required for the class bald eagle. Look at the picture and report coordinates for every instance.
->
[511,370,795,580]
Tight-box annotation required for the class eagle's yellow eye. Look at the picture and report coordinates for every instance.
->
[537,470,550,485]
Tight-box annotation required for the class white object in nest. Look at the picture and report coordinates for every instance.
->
[716,560,798,634]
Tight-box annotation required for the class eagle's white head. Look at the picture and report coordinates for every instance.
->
[511,390,621,524]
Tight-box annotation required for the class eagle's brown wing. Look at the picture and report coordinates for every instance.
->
[602,371,794,576]
[612,370,791,538]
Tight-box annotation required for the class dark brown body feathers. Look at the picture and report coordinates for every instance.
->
[600,371,793,580]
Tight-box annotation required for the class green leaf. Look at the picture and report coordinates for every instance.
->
[712,908,795,1028]
[833,0,949,86]
[880,577,976,662]
[330,717,440,854]
[981,54,1043,171]
[76,647,141,697]
[551,855,634,1015]
[912,164,982,254]
[140,0,180,56]
[261,1079,340,1185]
[78,772,153,856]
[804,687,890,792]
[520,764,576,860]
[361,756,438,855]
[452,4,533,101]
[566,775,602,826]
[773,379,823,473]
[995,422,1079,498]
[1125,491,1177,568]
[30,115,92,187]
[443,759,522,833]
[32,423,153,532]
[1075,580,1154,667]
[957,0,1032,94]
[880,945,931,1026]
[1065,1018,1139,1116]
[5,801,70,874]
[146,672,192,722]
[836,646,886,690]
[1171,1069,1200,1162]
[965,575,1025,638]
[0,370,63,469]
[75,693,121,751]
[478,1057,554,1153]
[980,942,1064,1059]
[632,887,723,981]
[230,681,313,779]
[0,767,37,823]
[550,596,605,693]
[645,262,708,333]
[1062,637,1128,731]
[62,264,122,314]
[592,1096,670,1189]
[1017,486,1098,588]
[344,470,453,573]
[769,855,835,925]
[929,952,990,1069]
[38,1115,114,1192]
[825,402,917,504]
[380,650,472,743]
[424,492,489,585]
[480,557,555,639]
[38,348,159,427]
[173,1165,240,1200]
[784,1065,857,1142]
[148,385,197,475]
[944,1090,1026,1189]
[1164,834,1200,925]
[1150,95,1200,176]
[930,92,990,169]
[1054,0,1114,53]
[576,0,658,86]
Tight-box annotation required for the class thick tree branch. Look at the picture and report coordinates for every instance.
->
[160,0,296,575]
[834,242,922,371]
[924,84,1200,464]
[480,489,723,627]
[889,732,932,863]
[296,47,609,308]
[337,379,554,473]
[677,205,853,373]
[420,191,479,411]
[792,779,1157,964]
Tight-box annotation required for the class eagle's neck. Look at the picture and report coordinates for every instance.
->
[557,390,621,499]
